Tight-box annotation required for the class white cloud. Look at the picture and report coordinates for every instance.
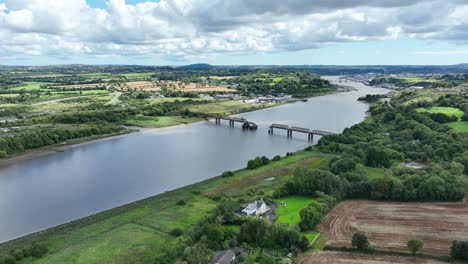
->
[0,0,467,62]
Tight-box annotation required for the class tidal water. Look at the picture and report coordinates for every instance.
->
[0,77,388,242]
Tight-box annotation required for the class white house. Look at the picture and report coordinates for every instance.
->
[241,199,268,217]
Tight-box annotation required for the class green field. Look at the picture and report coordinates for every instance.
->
[188,100,262,115]
[416,107,464,120]
[364,166,388,179]
[0,151,333,263]
[448,122,468,133]
[416,107,467,132]
[124,115,203,128]
[9,82,52,91]
[399,76,438,83]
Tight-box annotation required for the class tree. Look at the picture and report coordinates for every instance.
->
[329,158,357,175]
[352,232,369,250]
[450,161,465,176]
[451,241,468,260]
[407,239,423,255]
[299,206,321,231]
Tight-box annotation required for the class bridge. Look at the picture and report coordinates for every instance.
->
[213,116,257,130]
[268,124,335,141]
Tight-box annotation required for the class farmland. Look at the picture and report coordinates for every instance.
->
[299,251,448,264]
[318,200,468,256]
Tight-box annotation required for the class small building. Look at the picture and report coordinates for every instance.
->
[241,199,268,217]
[209,249,237,264]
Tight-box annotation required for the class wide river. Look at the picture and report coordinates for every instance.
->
[0,77,388,243]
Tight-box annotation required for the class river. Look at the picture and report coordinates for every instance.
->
[0,76,388,243]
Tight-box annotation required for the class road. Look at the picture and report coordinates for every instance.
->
[32,95,97,105]
[106,92,122,105]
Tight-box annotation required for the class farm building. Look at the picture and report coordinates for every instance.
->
[241,199,268,216]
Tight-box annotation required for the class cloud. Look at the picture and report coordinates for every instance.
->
[0,0,468,62]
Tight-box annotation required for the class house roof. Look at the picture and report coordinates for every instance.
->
[209,249,236,264]
[242,200,266,215]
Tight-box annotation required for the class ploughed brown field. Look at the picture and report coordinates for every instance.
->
[300,251,448,264]
[318,200,468,255]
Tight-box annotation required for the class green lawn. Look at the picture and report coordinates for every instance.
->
[276,196,315,227]
[448,121,468,133]
[416,107,464,120]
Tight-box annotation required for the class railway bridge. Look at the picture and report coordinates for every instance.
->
[214,116,258,130]
[268,124,335,141]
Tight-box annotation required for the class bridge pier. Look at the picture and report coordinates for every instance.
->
[215,118,220,125]
[268,128,273,134]
[287,130,292,138]
[229,120,234,127]
[308,133,314,142]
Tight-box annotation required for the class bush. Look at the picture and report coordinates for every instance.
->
[429,113,458,123]
[176,200,187,206]
[272,155,281,161]
[451,241,468,260]
[247,156,270,170]
[2,255,15,264]
[352,233,370,250]
[407,239,423,255]
[304,146,313,151]
[170,228,184,237]
[31,242,48,258]
[10,250,23,261]
[221,171,234,178]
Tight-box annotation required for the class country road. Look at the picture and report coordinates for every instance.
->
[106,92,122,105]
[32,95,97,105]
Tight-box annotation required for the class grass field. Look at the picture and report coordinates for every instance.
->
[416,107,464,120]
[188,100,274,116]
[276,196,315,226]
[124,115,203,128]
[9,82,52,91]
[399,76,438,83]
[364,166,388,179]
[416,107,467,132]
[0,151,333,263]
[448,121,468,133]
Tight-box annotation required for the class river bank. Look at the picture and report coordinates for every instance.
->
[0,150,334,263]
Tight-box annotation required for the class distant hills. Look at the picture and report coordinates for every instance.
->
[177,63,214,70]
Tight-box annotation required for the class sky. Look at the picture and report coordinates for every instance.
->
[1,0,468,66]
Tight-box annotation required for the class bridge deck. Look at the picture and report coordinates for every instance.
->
[270,124,335,135]
[216,116,246,122]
